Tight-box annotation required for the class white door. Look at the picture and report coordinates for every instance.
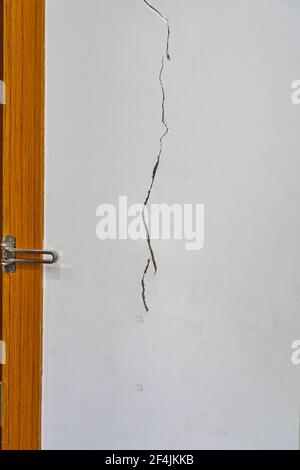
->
[43,0,300,450]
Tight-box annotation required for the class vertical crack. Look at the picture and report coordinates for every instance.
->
[141,0,171,312]
[143,0,171,60]
[141,258,151,313]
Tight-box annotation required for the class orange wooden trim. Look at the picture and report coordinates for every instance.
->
[1,0,45,450]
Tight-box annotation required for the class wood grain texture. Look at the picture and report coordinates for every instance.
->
[1,0,45,450]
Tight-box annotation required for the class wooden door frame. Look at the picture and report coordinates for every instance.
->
[0,0,45,450]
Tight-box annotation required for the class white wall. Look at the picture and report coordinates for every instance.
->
[44,0,300,449]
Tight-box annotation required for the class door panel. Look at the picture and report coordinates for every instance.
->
[44,0,300,449]
[1,0,44,450]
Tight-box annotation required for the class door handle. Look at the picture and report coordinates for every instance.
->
[1,235,58,273]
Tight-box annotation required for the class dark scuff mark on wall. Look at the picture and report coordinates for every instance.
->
[141,0,171,312]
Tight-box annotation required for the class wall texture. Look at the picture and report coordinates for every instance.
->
[44,0,300,449]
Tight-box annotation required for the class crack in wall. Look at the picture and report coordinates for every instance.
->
[141,258,151,313]
[143,0,171,60]
[141,0,171,312]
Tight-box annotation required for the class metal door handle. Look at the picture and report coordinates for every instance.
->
[1,235,58,273]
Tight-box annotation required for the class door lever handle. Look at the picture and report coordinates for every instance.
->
[1,235,58,273]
